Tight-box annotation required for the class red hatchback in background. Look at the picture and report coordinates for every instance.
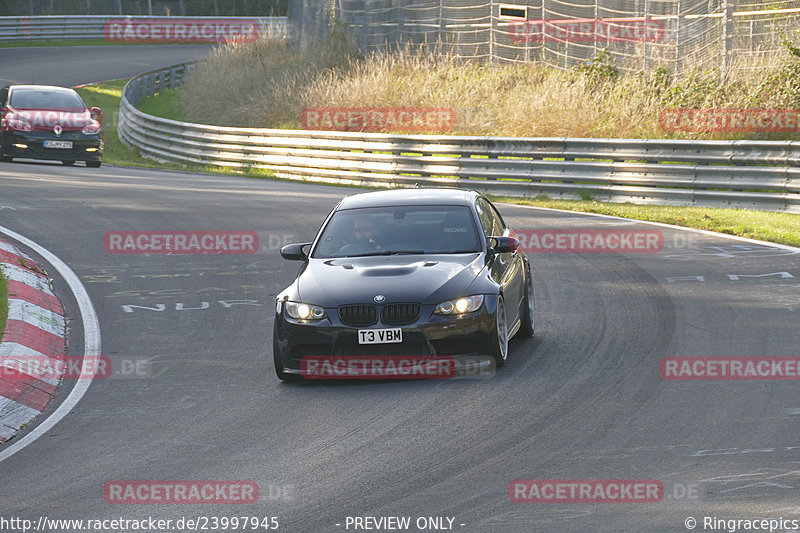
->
[0,84,103,167]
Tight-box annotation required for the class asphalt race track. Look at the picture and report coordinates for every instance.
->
[0,45,214,87]
[1,46,800,533]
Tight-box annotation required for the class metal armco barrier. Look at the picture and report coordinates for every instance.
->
[119,63,800,213]
[0,15,286,43]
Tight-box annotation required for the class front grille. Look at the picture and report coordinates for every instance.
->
[381,303,421,326]
[338,305,377,327]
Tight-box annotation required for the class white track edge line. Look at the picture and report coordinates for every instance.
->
[0,225,101,463]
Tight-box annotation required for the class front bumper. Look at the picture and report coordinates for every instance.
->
[274,298,499,378]
[3,130,103,162]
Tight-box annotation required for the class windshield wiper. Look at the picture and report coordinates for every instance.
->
[346,249,426,257]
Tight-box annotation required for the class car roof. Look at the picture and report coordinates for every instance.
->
[337,188,479,210]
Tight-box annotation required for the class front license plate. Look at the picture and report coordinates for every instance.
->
[44,140,73,149]
[358,328,402,344]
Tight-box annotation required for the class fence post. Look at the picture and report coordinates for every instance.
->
[643,0,650,72]
[593,0,598,60]
[675,0,682,78]
[439,0,446,53]
[489,0,495,64]
[721,0,733,81]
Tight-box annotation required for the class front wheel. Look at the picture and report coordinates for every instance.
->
[489,295,509,367]
[86,160,101,168]
[518,267,535,338]
[61,160,75,166]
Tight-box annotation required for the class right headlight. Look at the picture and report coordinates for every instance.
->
[284,301,327,321]
[434,295,484,315]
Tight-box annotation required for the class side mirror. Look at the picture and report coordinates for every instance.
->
[90,107,103,125]
[280,242,311,261]
[489,236,520,254]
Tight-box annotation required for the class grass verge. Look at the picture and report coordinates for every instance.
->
[137,87,186,122]
[73,80,273,179]
[491,196,800,248]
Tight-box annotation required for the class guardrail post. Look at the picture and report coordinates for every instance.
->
[168,67,177,89]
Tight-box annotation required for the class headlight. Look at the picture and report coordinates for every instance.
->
[82,120,101,134]
[284,301,327,320]
[5,114,32,132]
[434,295,484,315]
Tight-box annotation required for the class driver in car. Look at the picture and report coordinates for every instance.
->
[338,216,383,254]
[353,217,381,247]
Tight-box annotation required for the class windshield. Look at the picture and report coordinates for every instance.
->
[312,205,481,258]
[9,88,85,110]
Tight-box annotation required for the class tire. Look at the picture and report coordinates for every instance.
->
[518,266,535,338]
[86,160,101,168]
[61,160,75,166]
[273,319,301,382]
[489,295,509,367]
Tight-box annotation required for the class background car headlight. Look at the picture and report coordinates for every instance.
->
[285,301,327,320]
[5,114,32,132]
[82,120,101,134]
[434,295,484,315]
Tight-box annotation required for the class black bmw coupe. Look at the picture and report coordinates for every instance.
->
[273,188,535,380]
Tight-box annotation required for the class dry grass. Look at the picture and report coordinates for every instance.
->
[180,30,800,139]
[181,29,356,128]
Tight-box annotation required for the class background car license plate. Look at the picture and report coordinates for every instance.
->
[44,140,72,149]
[358,328,402,344]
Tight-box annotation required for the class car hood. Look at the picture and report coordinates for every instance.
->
[294,254,485,306]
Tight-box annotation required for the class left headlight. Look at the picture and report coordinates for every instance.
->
[434,295,484,315]
[82,120,101,134]
[284,301,327,321]
[5,114,32,132]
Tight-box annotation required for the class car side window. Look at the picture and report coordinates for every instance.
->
[487,202,506,236]
[475,198,495,237]
[476,197,506,237]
